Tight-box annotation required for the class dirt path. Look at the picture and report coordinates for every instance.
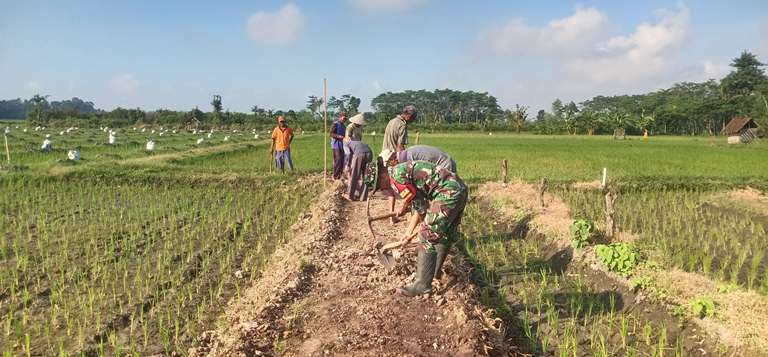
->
[191,183,512,356]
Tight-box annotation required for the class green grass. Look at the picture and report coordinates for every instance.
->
[164,132,768,183]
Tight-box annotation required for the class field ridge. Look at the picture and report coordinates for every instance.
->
[191,183,513,356]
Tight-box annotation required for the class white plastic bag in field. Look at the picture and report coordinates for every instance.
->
[254,134,259,139]
[146,140,156,151]
[41,138,52,151]
[4,127,9,134]
[141,128,146,133]
[224,136,229,141]
[59,131,65,136]
[196,138,204,145]
[23,128,28,133]
[172,130,177,134]
[108,132,116,145]
[193,129,198,134]
[159,132,164,136]
[67,149,80,161]
[207,132,212,138]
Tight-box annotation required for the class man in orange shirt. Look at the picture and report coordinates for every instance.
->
[271,116,294,172]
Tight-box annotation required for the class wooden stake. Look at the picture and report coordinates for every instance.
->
[3,134,9,164]
[501,159,508,184]
[538,178,547,208]
[601,167,607,189]
[604,187,617,239]
[323,78,328,183]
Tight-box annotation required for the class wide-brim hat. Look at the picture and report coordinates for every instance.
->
[379,149,395,163]
[349,113,366,126]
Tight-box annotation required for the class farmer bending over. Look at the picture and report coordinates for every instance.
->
[380,145,457,222]
[375,160,468,296]
[345,139,372,201]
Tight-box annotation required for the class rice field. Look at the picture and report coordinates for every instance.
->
[460,202,713,356]
[560,188,768,294]
[2,123,768,355]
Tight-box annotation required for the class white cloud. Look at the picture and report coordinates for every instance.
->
[25,81,42,93]
[246,3,304,45]
[758,22,768,60]
[567,5,690,83]
[702,60,729,80]
[480,7,608,55]
[348,0,427,13]
[109,74,140,95]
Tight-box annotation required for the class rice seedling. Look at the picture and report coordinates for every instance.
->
[559,187,768,292]
[0,172,319,355]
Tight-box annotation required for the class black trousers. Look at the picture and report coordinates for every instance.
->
[332,148,345,179]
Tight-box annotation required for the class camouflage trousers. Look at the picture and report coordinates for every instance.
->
[417,178,468,253]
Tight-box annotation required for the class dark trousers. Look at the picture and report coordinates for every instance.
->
[347,152,372,201]
[332,148,345,179]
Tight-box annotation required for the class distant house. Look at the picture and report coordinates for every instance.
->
[722,116,759,144]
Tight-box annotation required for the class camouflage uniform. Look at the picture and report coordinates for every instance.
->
[389,161,468,253]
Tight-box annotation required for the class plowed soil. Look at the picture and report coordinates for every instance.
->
[190,183,513,357]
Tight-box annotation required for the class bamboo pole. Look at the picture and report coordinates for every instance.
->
[4,134,9,164]
[323,78,328,183]
[501,159,508,184]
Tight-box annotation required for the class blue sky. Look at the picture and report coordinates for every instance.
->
[1,0,766,113]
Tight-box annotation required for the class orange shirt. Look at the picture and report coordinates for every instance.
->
[271,126,294,151]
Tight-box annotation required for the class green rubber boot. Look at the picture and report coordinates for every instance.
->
[433,243,450,280]
[397,248,437,297]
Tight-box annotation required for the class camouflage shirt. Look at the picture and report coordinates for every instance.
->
[389,161,465,214]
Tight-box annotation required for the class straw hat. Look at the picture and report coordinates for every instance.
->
[349,113,366,126]
[379,149,395,163]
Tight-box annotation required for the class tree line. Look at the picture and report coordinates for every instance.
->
[2,51,765,136]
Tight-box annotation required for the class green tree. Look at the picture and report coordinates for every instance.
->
[510,104,528,133]
[211,95,223,123]
[305,96,324,118]
[721,51,767,98]
[28,94,50,124]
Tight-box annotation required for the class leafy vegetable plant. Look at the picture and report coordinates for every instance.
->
[594,243,640,276]
[569,219,595,249]
[689,297,716,318]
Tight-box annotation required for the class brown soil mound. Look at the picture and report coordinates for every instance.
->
[190,183,513,356]
[709,187,768,217]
